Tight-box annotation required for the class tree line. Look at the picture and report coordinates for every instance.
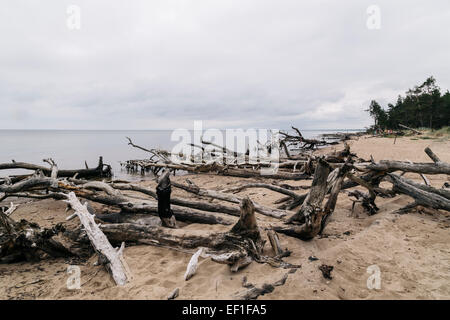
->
[367,76,450,130]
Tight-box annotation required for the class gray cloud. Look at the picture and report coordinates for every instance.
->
[0,0,449,130]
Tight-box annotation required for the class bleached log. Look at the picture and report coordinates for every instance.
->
[184,248,204,281]
[63,192,131,286]
[2,202,19,216]
[172,180,291,219]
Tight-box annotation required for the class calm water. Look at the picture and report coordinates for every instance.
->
[0,129,361,180]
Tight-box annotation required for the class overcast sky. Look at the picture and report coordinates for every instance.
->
[1,0,449,130]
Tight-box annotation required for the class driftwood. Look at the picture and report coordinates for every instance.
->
[274,159,351,239]
[102,197,265,270]
[0,176,236,226]
[399,124,422,135]
[0,211,73,263]
[363,160,450,175]
[222,183,301,200]
[280,126,327,150]
[1,202,19,217]
[172,180,291,219]
[125,160,311,180]
[122,132,359,186]
[424,147,441,163]
[184,248,204,280]
[100,196,298,270]
[167,288,180,300]
[0,157,111,178]
[2,134,449,278]
[235,271,291,300]
[266,229,290,258]
[64,192,131,286]
[111,182,242,217]
[3,128,450,299]
[286,158,331,225]
[156,171,177,228]
[386,174,450,212]
[348,190,379,216]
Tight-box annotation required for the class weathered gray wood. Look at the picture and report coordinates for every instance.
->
[275,160,351,239]
[222,183,301,200]
[267,230,284,256]
[102,197,265,271]
[286,158,331,225]
[172,180,290,219]
[111,183,241,217]
[64,192,131,286]
[386,174,450,211]
[365,160,450,175]
[0,157,111,178]
[424,147,441,163]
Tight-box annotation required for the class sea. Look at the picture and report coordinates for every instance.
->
[0,129,363,180]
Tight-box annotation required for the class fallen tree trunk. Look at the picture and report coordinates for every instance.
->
[386,174,450,211]
[102,197,264,271]
[101,196,298,270]
[218,167,310,180]
[110,182,242,217]
[399,124,422,135]
[0,157,111,178]
[64,186,235,226]
[222,183,301,200]
[118,201,235,225]
[64,192,131,286]
[134,160,311,180]
[364,160,450,175]
[172,180,290,219]
[0,175,56,193]
[277,171,385,211]
[424,147,441,163]
[0,176,235,226]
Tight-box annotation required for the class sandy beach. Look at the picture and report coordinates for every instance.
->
[1,135,449,300]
